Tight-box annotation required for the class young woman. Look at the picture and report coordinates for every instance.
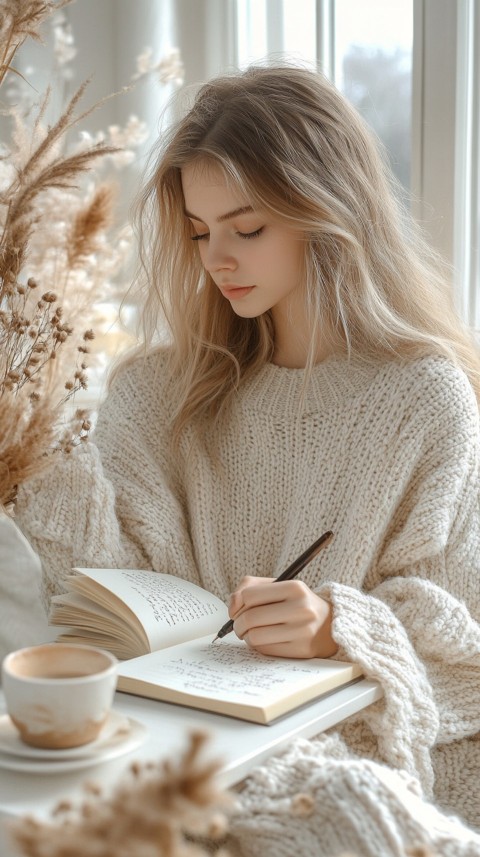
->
[15,65,480,834]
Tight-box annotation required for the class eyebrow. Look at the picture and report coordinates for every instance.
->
[184,205,254,223]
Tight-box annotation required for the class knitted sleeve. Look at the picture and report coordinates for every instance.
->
[228,734,480,857]
[15,352,200,605]
[14,442,146,606]
[319,363,480,795]
[91,354,201,587]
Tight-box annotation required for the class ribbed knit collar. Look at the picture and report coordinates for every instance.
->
[237,354,382,416]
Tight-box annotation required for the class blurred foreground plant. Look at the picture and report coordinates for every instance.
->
[10,731,234,857]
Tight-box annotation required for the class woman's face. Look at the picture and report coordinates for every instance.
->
[181,162,305,323]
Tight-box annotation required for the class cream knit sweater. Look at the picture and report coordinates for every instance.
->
[15,350,480,840]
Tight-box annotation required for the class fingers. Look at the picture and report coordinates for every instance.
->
[233,583,317,642]
[228,576,275,618]
[229,580,338,659]
[233,597,299,639]
[230,578,306,614]
[242,579,306,606]
[244,639,318,659]
[241,619,337,659]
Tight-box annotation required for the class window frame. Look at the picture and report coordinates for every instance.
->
[412,0,480,325]
[235,0,479,326]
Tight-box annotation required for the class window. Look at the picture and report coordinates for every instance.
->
[235,0,413,189]
[334,0,413,188]
[234,0,480,328]
[450,0,480,328]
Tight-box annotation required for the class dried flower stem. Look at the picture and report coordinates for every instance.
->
[0,0,181,510]
[0,393,59,508]
[10,731,233,857]
[0,75,120,305]
[0,0,125,508]
[67,183,115,267]
[0,1,72,87]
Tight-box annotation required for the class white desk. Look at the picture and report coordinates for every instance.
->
[0,678,381,822]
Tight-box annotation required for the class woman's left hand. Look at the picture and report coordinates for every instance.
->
[228,576,339,659]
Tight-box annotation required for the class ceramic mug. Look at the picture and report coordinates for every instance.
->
[2,643,118,749]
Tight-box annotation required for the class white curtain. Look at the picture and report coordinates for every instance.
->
[61,0,236,153]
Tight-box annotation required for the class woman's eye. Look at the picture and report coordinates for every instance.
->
[237,228,263,239]
[190,226,264,241]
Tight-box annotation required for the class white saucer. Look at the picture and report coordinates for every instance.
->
[0,711,147,772]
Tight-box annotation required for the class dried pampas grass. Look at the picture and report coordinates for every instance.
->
[0,0,177,510]
[0,0,118,509]
[0,1,71,88]
[10,731,234,857]
[67,183,115,268]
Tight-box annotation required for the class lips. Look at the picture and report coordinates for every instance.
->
[220,285,255,300]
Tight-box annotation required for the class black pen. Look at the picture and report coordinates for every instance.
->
[212,530,334,643]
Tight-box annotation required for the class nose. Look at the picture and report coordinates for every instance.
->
[202,237,237,274]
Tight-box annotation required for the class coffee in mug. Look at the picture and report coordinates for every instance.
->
[2,643,118,749]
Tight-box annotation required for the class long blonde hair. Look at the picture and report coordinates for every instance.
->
[131,64,480,438]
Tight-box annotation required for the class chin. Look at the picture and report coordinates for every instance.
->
[231,308,263,319]
[229,299,271,319]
